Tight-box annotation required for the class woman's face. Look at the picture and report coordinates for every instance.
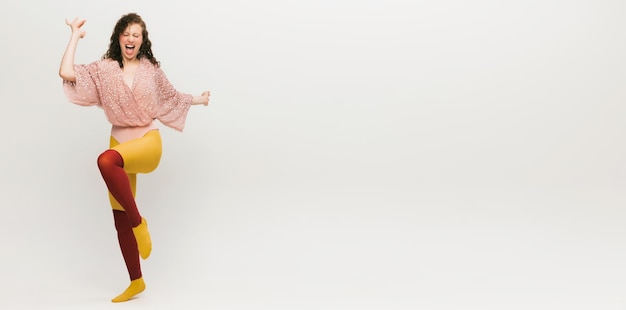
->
[119,23,143,62]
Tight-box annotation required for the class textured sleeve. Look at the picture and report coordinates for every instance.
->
[62,62,102,107]
[155,66,193,132]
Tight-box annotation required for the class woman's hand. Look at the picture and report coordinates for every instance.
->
[193,91,211,106]
[65,17,86,38]
[201,91,210,106]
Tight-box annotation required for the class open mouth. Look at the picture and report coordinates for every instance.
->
[125,45,135,53]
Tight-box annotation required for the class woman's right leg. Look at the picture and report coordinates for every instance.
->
[98,131,162,260]
[98,149,142,227]
[102,132,162,302]
[97,130,162,228]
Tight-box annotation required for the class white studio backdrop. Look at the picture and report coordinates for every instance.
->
[1,0,626,309]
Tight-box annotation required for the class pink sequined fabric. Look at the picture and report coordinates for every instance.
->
[63,58,193,132]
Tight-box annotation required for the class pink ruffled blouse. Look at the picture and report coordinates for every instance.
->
[63,58,193,136]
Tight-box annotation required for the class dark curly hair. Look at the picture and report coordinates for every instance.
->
[102,13,159,68]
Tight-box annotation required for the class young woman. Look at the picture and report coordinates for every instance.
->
[59,13,210,302]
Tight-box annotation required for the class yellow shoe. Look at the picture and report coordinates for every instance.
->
[132,217,152,260]
[111,277,146,303]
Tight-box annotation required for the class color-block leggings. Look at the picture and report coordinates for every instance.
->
[97,129,162,280]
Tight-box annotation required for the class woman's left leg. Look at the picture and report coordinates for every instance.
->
[113,209,141,280]
[110,208,145,303]
[98,130,162,260]
[98,130,162,302]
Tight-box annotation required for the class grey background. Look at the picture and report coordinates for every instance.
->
[1,0,626,309]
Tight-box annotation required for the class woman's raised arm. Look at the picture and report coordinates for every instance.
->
[59,17,86,82]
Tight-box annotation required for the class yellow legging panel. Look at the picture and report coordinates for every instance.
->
[108,129,162,211]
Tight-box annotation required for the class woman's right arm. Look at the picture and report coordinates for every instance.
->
[59,18,86,82]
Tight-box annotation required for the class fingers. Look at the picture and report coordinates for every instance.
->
[66,17,86,28]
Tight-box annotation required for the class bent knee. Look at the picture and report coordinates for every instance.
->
[97,149,124,170]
